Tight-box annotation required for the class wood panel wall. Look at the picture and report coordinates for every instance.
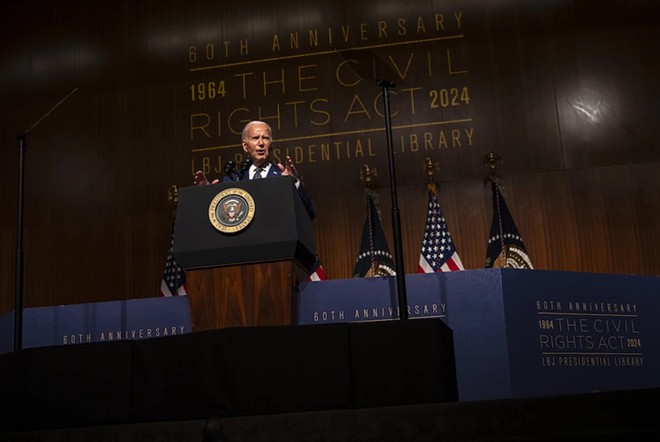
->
[1,0,658,312]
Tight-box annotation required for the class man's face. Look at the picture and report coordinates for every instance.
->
[242,123,272,167]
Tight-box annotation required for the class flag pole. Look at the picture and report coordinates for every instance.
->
[168,184,182,293]
[483,152,505,259]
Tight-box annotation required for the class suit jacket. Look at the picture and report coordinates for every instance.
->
[223,162,316,220]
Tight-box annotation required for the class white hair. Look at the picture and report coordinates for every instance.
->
[241,121,273,141]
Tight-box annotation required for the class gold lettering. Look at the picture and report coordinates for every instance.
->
[192,155,223,175]
[374,90,399,118]
[285,100,304,128]
[465,127,473,145]
[228,108,250,134]
[336,60,360,87]
[263,68,285,95]
[397,18,406,36]
[202,157,211,174]
[354,139,365,157]
[190,113,211,140]
[388,53,415,80]
[452,129,461,146]
[239,39,248,55]
[298,64,319,92]
[416,16,426,33]
[454,12,463,29]
[439,131,447,148]
[360,23,368,40]
[309,29,318,47]
[409,133,420,152]
[447,48,468,74]
[234,72,253,99]
[295,145,304,163]
[378,21,387,38]
[321,143,331,160]
[367,138,375,156]
[257,104,282,129]
[424,132,433,149]
[310,98,331,125]
[345,94,371,121]
[435,14,444,31]
[341,25,350,42]
[400,87,422,114]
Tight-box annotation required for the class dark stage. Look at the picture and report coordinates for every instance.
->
[1,319,658,441]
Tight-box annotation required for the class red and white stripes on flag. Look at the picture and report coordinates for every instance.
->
[160,219,188,296]
[418,189,464,273]
[307,255,328,281]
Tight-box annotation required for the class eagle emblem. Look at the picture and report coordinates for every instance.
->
[208,188,255,233]
[220,198,244,223]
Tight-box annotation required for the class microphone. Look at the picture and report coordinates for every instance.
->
[238,157,252,179]
[224,160,237,181]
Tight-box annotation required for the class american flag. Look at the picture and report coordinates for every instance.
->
[418,189,464,273]
[307,255,328,281]
[485,181,533,269]
[160,221,188,296]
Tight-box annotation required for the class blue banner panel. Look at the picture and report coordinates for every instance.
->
[0,296,192,354]
[501,270,660,397]
[298,269,660,401]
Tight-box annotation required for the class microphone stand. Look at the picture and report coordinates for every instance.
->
[13,87,78,352]
[376,79,408,320]
[335,48,408,320]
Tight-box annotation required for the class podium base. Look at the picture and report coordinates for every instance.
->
[187,260,307,331]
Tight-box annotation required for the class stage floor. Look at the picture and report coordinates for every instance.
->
[0,319,457,433]
[1,387,658,441]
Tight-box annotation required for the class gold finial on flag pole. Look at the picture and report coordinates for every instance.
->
[423,157,434,181]
[167,185,179,220]
[167,185,179,205]
[360,164,382,215]
[423,157,439,193]
[483,152,502,184]
[360,164,377,189]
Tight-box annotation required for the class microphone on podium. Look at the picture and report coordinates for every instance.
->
[238,157,252,179]
[224,160,238,181]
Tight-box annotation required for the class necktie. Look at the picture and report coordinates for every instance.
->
[253,167,264,179]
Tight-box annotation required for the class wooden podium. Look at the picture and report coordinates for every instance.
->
[173,177,316,331]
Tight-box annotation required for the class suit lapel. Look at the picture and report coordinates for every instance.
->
[242,162,279,180]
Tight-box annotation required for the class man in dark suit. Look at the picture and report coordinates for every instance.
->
[194,120,316,219]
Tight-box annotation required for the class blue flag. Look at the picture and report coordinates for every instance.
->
[485,181,533,269]
[352,195,396,278]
